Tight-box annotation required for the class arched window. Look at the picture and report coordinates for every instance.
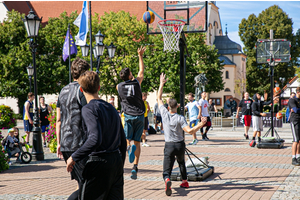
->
[214,21,218,36]
[208,23,212,44]
[225,88,231,92]
[225,71,229,79]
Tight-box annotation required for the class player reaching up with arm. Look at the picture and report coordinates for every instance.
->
[116,46,147,180]
[157,73,207,196]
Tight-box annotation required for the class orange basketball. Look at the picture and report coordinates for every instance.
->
[274,87,281,95]
[276,112,283,120]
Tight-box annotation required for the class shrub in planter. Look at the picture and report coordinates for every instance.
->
[0,131,9,172]
[46,103,57,153]
[0,105,16,129]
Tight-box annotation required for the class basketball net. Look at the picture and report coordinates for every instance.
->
[158,19,185,52]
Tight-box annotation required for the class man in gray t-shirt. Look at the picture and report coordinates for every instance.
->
[157,73,207,196]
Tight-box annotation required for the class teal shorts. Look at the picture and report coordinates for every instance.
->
[124,113,144,142]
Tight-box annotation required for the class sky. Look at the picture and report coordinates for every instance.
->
[216,1,300,49]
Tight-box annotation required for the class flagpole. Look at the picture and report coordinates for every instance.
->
[68,24,71,83]
[89,1,93,71]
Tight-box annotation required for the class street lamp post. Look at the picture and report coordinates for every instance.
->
[79,30,116,74]
[26,64,34,93]
[22,10,44,161]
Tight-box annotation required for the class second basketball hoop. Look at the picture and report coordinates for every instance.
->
[158,19,185,52]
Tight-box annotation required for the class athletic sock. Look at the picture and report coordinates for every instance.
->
[133,164,138,172]
[182,179,187,183]
[258,137,261,142]
[252,137,255,140]
[297,154,300,158]
[293,155,296,158]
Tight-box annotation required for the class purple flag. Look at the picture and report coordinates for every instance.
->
[62,29,77,62]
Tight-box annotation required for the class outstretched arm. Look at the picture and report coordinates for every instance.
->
[136,46,147,85]
[183,116,207,135]
[157,73,167,108]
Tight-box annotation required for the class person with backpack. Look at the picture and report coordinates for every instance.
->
[56,58,89,195]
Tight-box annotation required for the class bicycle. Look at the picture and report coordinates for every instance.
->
[18,135,32,164]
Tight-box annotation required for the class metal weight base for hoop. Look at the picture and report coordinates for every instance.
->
[256,128,285,149]
[170,148,215,182]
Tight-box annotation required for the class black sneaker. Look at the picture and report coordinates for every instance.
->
[244,134,249,140]
[297,157,300,164]
[204,133,209,140]
[292,158,300,166]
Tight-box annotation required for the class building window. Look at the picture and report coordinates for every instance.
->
[210,98,221,105]
[225,71,229,79]
[225,88,231,92]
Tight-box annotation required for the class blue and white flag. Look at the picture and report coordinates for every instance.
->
[74,1,88,45]
[62,29,77,62]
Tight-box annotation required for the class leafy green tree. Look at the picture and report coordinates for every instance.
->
[0,10,79,113]
[0,10,224,114]
[239,5,297,96]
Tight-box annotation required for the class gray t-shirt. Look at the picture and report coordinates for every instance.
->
[159,105,188,142]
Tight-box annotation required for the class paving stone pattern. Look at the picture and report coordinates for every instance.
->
[1,125,299,199]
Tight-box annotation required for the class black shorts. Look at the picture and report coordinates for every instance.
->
[290,121,300,142]
[62,152,86,183]
[155,116,162,124]
[144,117,149,130]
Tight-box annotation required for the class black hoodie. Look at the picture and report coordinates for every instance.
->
[252,93,271,117]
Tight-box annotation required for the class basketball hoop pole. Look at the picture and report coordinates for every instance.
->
[269,29,277,137]
[179,37,185,116]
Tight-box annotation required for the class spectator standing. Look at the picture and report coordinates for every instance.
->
[154,100,164,133]
[185,93,199,145]
[197,92,211,141]
[39,96,53,147]
[66,71,126,200]
[142,92,151,147]
[56,58,89,194]
[288,88,300,165]
[23,92,34,145]
[236,92,253,140]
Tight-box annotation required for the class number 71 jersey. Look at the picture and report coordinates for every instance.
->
[117,79,145,116]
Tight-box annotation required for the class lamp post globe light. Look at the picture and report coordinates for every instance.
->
[26,64,34,93]
[78,30,116,74]
[22,10,44,161]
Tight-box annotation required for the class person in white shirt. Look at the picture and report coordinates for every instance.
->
[185,93,199,145]
[197,92,211,141]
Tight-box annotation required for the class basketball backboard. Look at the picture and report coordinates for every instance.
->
[147,1,208,34]
[256,40,291,64]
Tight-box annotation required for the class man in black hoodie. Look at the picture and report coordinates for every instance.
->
[251,93,271,144]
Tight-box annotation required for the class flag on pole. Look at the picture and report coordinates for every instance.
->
[62,29,77,62]
[74,1,88,45]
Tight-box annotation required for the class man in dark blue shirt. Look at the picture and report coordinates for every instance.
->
[288,87,300,166]
[66,71,126,200]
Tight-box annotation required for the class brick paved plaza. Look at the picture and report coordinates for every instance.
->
[0,125,299,200]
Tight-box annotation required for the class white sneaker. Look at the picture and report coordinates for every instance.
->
[142,143,150,147]
[189,139,198,145]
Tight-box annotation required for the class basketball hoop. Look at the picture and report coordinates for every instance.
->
[158,19,185,52]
